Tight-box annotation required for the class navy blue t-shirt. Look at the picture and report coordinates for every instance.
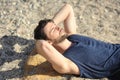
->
[63,34,120,78]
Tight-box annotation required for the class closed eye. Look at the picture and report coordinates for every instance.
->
[50,25,55,34]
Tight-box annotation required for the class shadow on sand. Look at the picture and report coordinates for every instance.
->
[0,35,63,80]
[0,35,35,79]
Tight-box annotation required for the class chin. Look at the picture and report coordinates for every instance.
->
[56,34,68,43]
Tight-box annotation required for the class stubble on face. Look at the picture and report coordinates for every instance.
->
[44,22,69,44]
[54,34,69,44]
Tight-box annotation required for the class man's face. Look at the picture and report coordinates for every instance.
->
[43,22,67,43]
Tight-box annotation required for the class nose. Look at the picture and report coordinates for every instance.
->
[56,27,60,31]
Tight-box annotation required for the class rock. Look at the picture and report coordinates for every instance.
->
[13,43,22,53]
[0,60,20,71]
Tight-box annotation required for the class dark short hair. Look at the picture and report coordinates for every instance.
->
[34,19,53,40]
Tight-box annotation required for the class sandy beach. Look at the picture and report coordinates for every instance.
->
[0,0,120,80]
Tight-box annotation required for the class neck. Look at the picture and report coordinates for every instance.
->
[53,39,72,53]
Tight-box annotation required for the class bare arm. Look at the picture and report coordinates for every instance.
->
[35,40,79,74]
[35,40,67,66]
[52,4,78,34]
[35,40,70,73]
[34,4,79,75]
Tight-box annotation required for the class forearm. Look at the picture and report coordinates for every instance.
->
[52,4,77,34]
[35,40,67,67]
[52,4,72,25]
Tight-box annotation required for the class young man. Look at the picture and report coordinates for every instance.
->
[34,4,120,79]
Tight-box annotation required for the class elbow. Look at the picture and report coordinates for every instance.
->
[65,4,72,10]
[65,4,72,8]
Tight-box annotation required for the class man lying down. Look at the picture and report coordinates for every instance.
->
[33,4,120,79]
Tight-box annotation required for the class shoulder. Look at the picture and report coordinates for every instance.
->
[67,34,84,43]
[67,34,81,39]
